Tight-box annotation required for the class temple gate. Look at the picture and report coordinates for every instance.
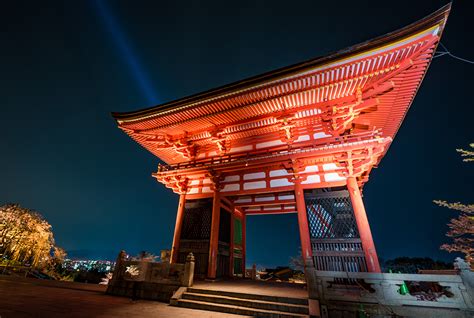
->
[112,6,449,279]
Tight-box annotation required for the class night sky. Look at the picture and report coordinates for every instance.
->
[1,1,473,267]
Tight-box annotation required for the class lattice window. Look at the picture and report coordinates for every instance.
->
[305,189,367,272]
[181,198,212,239]
[306,190,359,239]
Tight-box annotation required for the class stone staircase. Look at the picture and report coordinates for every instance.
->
[171,287,309,317]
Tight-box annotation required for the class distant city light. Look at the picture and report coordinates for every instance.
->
[62,259,115,273]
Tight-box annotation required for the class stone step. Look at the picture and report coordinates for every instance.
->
[186,287,308,305]
[183,292,309,315]
[177,298,309,318]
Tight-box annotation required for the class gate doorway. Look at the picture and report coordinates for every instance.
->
[245,213,300,271]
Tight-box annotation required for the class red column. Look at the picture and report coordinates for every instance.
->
[170,193,186,264]
[207,191,221,279]
[294,181,313,263]
[241,214,246,276]
[346,177,381,273]
[229,213,235,277]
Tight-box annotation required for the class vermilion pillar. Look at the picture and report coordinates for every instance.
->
[294,181,313,263]
[346,177,381,273]
[229,213,235,277]
[241,214,246,275]
[170,193,186,263]
[207,191,221,279]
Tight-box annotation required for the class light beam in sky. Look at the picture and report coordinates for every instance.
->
[93,0,159,105]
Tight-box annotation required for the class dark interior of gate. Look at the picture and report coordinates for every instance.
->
[177,199,211,278]
[178,198,244,279]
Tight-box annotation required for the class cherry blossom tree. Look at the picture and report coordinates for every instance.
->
[0,204,63,267]
[434,143,474,267]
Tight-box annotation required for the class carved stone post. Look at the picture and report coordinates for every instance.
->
[251,264,257,280]
[305,257,322,318]
[305,257,319,299]
[111,250,126,283]
[107,250,127,294]
[181,253,195,287]
[456,257,474,308]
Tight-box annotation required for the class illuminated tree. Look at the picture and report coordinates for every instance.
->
[456,143,474,162]
[434,143,474,267]
[0,204,63,267]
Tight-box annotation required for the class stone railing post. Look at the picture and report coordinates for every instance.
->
[304,257,324,318]
[251,264,257,280]
[379,280,392,306]
[456,258,474,308]
[305,257,319,299]
[107,250,127,294]
[110,250,126,284]
[181,253,195,287]
[137,260,150,282]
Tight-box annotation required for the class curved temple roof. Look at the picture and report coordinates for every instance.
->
[112,4,450,167]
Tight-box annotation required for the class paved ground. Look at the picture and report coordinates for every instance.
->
[0,276,247,318]
[194,279,308,298]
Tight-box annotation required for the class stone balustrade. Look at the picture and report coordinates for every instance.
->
[305,258,474,318]
[106,250,195,302]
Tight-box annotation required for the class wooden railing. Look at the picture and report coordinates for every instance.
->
[311,238,367,272]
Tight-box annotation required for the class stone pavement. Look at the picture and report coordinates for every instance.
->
[0,276,247,318]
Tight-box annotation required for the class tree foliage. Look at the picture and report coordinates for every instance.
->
[435,143,474,267]
[456,143,474,162]
[382,257,452,274]
[0,203,64,267]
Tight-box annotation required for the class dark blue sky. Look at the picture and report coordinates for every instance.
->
[1,1,472,266]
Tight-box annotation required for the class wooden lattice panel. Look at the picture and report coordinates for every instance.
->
[181,199,212,240]
[306,190,359,239]
[305,189,367,272]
